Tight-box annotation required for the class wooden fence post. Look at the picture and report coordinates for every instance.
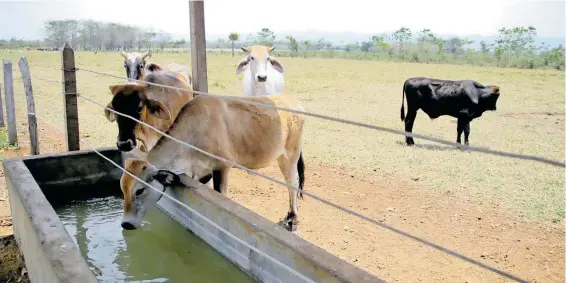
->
[61,42,80,151]
[18,56,39,155]
[0,82,4,127]
[189,0,208,93]
[3,59,17,145]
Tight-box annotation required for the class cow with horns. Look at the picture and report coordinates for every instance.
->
[117,90,306,233]
[236,45,285,97]
[120,50,192,85]
[400,77,501,146]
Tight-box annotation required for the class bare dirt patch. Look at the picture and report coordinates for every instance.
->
[0,235,30,283]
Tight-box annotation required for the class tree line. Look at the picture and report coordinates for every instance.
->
[41,19,185,52]
[225,27,564,70]
[0,19,563,71]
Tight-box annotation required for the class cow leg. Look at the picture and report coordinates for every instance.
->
[276,154,300,232]
[212,167,230,195]
[404,109,418,145]
[464,122,471,146]
[456,118,465,144]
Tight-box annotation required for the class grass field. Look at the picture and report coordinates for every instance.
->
[0,50,564,282]
[2,50,563,223]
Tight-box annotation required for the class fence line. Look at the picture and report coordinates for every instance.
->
[30,112,318,283]
[75,90,528,283]
[74,66,565,168]
[6,61,534,282]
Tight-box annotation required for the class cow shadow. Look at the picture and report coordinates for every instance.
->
[394,140,466,152]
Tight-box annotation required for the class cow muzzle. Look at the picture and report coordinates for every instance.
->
[116,139,135,152]
[121,214,142,230]
[257,75,267,82]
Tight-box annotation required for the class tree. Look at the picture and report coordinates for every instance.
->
[371,35,391,54]
[480,41,490,55]
[303,40,311,57]
[392,27,412,52]
[228,32,239,56]
[256,28,276,46]
[495,26,538,64]
[360,41,373,52]
[286,36,299,56]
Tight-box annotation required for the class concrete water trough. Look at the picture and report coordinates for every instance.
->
[3,147,385,283]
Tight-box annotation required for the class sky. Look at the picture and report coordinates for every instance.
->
[0,0,564,40]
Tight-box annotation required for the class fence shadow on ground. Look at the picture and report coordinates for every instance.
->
[394,140,465,152]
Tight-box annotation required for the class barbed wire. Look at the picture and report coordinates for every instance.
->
[74,66,565,168]
[31,112,319,283]
[75,90,529,283]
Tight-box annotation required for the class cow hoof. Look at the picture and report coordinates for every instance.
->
[406,139,415,146]
[278,214,298,232]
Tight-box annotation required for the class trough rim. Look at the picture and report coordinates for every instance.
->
[172,175,386,283]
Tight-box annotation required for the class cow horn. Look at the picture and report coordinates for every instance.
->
[240,46,248,52]
[120,50,128,59]
[269,46,275,52]
[142,50,151,60]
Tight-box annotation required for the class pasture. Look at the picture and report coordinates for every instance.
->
[0,50,564,282]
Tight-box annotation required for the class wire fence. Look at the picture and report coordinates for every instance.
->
[5,59,550,283]
[74,66,566,169]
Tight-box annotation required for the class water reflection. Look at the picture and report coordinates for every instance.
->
[55,196,255,283]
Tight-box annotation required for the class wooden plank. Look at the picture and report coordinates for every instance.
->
[189,0,208,93]
[61,42,80,151]
[18,56,39,155]
[3,59,17,145]
[0,80,4,127]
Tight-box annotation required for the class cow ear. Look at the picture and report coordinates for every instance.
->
[145,99,171,120]
[109,84,125,95]
[104,103,116,122]
[269,57,284,73]
[491,86,500,93]
[146,62,162,72]
[236,57,250,74]
[153,170,180,186]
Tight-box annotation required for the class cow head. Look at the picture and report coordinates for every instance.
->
[105,83,171,152]
[120,50,151,82]
[120,158,180,230]
[236,45,283,83]
[480,86,501,111]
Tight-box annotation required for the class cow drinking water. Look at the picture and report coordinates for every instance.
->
[117,91,306,232]
[400,77,501,146]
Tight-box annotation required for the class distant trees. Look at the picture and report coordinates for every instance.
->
[42,19,176,51]
[0,21,563,71]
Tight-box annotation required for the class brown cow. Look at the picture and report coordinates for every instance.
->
[104,70,194,153]
[118,92,306,232]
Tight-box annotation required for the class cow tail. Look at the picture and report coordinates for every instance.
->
[297,151,305,200]
[400,80,407,121]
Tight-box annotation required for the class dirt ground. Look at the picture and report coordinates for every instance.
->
[0,109,564,283]
[0,235,30,283]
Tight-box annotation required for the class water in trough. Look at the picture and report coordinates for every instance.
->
[53,195,256,283]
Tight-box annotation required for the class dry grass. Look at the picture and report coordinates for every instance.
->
[0,50,564,224]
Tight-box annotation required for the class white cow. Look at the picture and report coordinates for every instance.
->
[236,45,285,97]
